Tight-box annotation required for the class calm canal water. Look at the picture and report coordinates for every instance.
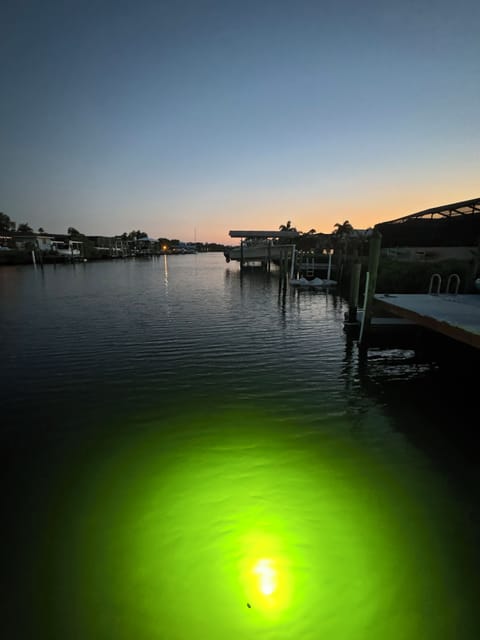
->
[1,253,479,639]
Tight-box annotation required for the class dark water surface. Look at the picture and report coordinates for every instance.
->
[1,254,479,639]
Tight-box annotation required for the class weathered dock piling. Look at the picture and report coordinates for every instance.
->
[359,230,382,345]
[346,261,362,324]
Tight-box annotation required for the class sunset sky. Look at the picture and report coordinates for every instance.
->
[1,0,479,244]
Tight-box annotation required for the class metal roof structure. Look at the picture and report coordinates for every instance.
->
[374,197,480,247]
[229,230,300,239]
[377,197,480,225]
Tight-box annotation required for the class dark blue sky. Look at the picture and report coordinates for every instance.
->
[1,0,479,242]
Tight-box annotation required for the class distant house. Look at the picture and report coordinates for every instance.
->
[0,233,14,250]
[135,237,160,255]
[87,236,127,257]
[7,231,84,257]
[11,232,55,252]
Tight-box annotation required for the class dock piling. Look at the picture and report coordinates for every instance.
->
[347,261,362,323]
[359,230,382,346]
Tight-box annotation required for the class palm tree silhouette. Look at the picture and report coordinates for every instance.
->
[279,220,298,232]
[333,220,353,236]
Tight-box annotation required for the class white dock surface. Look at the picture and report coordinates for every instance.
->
[374,294,480,349]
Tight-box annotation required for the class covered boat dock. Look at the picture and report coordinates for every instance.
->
[225,230,299,270]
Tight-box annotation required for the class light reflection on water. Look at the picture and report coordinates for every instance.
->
[1,254,479,639]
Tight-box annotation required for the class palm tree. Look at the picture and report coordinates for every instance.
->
[0,212,16,233]
[332,220,362,263]
[333,220,353,236]
[279,220,298,233]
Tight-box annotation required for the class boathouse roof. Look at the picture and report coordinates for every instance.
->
[229,230,300,238]
[374,197,480,247]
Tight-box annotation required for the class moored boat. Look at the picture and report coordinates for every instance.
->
[290,276,337,288]
[224,242,293,263]
[224,229,299,264]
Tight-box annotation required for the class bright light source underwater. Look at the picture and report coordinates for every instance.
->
[254,559,276,596]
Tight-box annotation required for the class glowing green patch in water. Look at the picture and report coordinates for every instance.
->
[34,407,480,639]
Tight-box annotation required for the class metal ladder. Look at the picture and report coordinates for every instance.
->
[428,273,460,295]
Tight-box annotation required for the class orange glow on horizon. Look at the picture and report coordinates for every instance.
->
[190,188,479,246]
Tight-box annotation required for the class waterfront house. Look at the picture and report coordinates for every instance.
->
[87,236,128,258]
[135,237,160,255]
[0,233,14,250]
[11,232,54,252]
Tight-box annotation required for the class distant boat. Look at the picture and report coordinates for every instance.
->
[171,243,197,254]
[289,276,337,288]
[224,230,299,264]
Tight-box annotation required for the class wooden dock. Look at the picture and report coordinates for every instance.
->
[374,293,480,349]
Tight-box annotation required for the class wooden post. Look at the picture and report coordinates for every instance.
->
[240,238,244,270]
[347,261,362,323]
[359,230,382,345]
[327,251,332,281]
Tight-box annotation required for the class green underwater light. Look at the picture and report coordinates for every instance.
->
[240,530,293,614]
[35,407,480,639]
[253,558,276,596]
